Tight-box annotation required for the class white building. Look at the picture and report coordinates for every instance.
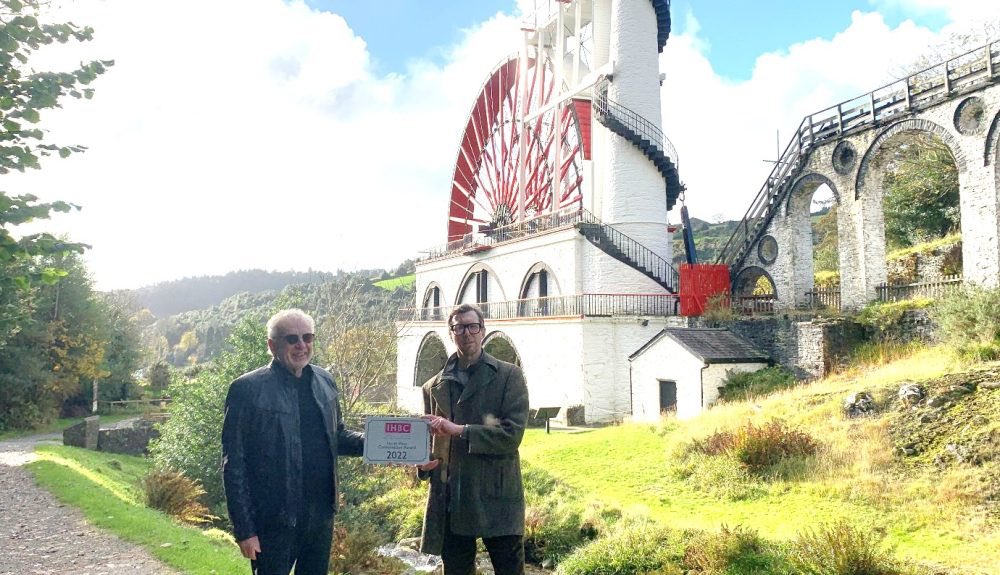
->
[396,0,687,424]
[628,328,770,421]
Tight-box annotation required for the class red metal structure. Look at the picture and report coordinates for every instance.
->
[447,55,587,242]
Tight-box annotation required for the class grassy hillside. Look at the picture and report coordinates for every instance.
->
[521,347,999,574]
[25,346,999,574]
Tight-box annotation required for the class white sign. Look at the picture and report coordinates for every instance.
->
[363,416,431,465]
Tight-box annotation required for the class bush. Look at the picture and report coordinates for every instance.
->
[717,367,796,403]
[789,520,902,575]
[556,519,685,575]
[931,286,1000,360]
[694,420,818,476]
[149,317,271,509]
[683,524,793,574]
[676,452,764,501]
[856,299,932,343]
[143,468,215,525]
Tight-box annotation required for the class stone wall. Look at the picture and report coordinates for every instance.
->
[690,316,866,379]
[62,416,161,456]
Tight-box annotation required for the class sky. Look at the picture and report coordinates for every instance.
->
[8,0,1000,290]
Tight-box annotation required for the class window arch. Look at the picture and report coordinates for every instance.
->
[421,283,445,320]
[456,264,505,312]
[413,331,448,387]
[518,262,559,316]
[483,331,522,367]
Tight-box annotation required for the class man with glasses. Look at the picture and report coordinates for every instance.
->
[418,303,529,575]
[222,308,364,575]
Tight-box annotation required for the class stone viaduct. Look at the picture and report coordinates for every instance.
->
[717,40,1000,310]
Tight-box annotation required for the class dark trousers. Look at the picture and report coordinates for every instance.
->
[441,523,525,575]
[251,514,334,575]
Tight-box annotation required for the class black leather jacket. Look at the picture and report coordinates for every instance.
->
[221,361,363,541]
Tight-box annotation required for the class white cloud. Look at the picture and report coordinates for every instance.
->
[9,0,998,289]
[11,0,522,290]
[661,6,994,223]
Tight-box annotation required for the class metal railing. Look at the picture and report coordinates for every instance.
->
[419,206,586,262]
[875,275,962,302]
[577,210,679,292]
[399,293,680,322]
[593,79,679,169]
[717,39,1000,273]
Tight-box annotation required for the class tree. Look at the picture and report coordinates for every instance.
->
[812,205,839,273]
[0,0,113,346]
[883,137,960,250]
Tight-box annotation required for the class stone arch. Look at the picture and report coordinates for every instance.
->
[483,331,522,367]
[732,266,777,299]
[784,173,840,214]
[518,262,561,298]
[456,263,506,307]
[855,118,966,200]
[985,108,1000,166]
[420,282,446,321]
[413,331,448,387]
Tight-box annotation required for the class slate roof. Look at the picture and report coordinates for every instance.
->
[630,328,770,364]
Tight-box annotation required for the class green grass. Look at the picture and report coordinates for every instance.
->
[521,346,1000,574]
[26,445,246,574]
[373,274,415,290]
[887,233,961,260]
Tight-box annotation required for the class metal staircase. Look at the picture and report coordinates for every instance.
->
[716,38,1000,275]
[575,210,679,293]
[593,79,684,211]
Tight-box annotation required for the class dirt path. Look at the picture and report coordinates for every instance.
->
[0,433,181,575]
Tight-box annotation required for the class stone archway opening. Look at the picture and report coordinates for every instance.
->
[483,331,522,367]
[413,332,448,387]
[732,267,777,314]
[810,183,840,304]
[879,132,962,285]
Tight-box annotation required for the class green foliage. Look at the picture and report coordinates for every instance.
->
[883,137,960,251]
[930,286,1000,360]
[142,468,215,525]
[0,0,113,339]
[672,452,764,501]
[789,520,902,575]
[523,463,610,564]
[149,316,270,507]
[812,205,839,273]
[693,420,818,475]
[814,270,840,288]
[701,293,735,323]
[556,519,685,575]
[373,273,415,290]
[683,525,793,575]
[718,367,796,403]
[855,299,933,342]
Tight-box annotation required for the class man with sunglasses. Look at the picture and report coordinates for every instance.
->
[418,303,529,575]
[222,308,364,575]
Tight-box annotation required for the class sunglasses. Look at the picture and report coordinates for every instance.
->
[279,333,315,345]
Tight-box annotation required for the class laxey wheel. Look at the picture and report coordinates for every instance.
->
[447,55,586,242]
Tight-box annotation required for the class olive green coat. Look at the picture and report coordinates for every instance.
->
[419,351,529,555]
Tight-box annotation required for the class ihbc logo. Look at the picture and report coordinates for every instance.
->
[385,422,411,433]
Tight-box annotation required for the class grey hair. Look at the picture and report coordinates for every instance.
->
[447,303,485,326]
[266,309,315,339]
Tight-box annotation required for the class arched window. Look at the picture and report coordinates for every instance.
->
[421,284,444,320]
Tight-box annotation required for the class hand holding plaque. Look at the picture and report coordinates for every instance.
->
[363,416,431,465]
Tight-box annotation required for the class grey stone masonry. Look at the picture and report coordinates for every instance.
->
[736,61,1000,311]
[62,415,99,450]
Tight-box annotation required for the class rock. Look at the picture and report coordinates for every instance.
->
[981,381,1000,390]
[898,383,924,406]
[843,391,875,418]
[927,395,948,408]
[948,384,975,395]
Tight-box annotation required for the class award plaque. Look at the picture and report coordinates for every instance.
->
[363,416,431,465]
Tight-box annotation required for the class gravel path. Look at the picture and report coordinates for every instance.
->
[0,433,182,575]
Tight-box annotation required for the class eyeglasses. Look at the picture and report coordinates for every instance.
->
[279,333,315,345]
[450,323,482,335]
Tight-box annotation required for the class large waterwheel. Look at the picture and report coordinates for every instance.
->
[447,54,587,242]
